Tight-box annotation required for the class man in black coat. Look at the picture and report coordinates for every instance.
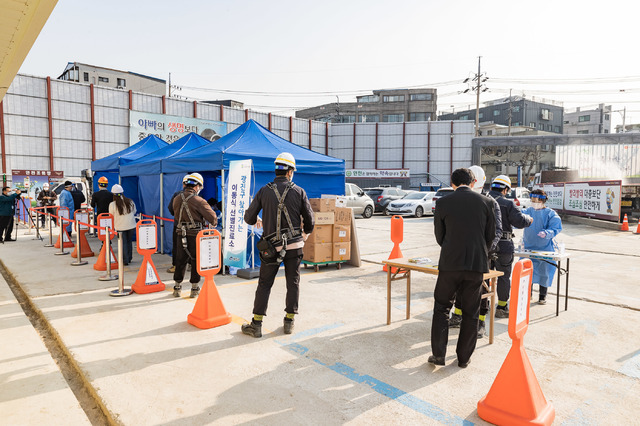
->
[429,168,496,368]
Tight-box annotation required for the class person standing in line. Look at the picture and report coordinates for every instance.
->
[171,173,217,298]
[0,187,21,243]
[91,176,113,223]
[429,168,496,368]
[58,181,75,234]
[70,183,86,212]
[166,187,183,274]
[449,165,502,339]
[108,184,137,266]
[487,175,533,318]
[522,189,562,304]
[37,183,57,227]
[241,152,315,338]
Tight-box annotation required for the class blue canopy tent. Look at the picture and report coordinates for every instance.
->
[120,132,213,250]
[157,119,346,256]
[90,135,168,209]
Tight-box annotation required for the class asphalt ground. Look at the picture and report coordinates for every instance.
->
[1,214,639,425]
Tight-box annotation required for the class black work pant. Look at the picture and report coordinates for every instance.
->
[454,284,489,316]
[173,232,200,285]
[0,215,11,241]
[431,270,483,364]
[252,248,303,317]
[493,252,514,303]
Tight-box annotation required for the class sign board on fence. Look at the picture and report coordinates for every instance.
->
[541,183,564,211]
[346,169,410,179]
[129,111,228,145]
[563,180,621,222]
[99,217,112,237]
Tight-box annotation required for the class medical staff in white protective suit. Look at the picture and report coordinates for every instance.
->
[522,188,563,304]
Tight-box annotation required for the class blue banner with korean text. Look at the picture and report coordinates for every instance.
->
[223,160,252,268]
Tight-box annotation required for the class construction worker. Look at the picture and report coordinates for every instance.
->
[171,173,217,298]
[91,176,114,221]
[37,183,57,227]
[487,175,533,318]
[449,165,502,338]
[241,152,315,338]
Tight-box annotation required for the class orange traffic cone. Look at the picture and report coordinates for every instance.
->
[93,242,119,271]
[621,214,629,231]
[383,216,404,273]
[187,277,232,329]
[54,228,75,248]
[71,231,94,258]
[635,220,640,234]
[131,257,165,294]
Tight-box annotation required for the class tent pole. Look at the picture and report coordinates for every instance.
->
[159,173,164,254]
[221,168,225,275]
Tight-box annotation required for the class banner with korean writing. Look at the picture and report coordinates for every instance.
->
[345,169,410,179]
[563,180,621,222]
[223,160,252,268]
[540,183,564,211]
[129,111,227,145]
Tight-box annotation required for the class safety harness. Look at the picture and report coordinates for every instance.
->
[260,181,301,264]
[175,191,203,260]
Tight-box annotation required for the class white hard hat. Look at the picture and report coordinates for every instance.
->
[183,173,204,187]
[469,165,486,192]
[491,174,512,190]
[43,182,49,189]
[111,184,124,194]
[274,152,296,171]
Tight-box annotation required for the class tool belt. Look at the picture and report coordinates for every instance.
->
[258,182,301,265]
[500,231,515,240]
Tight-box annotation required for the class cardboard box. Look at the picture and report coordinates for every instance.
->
[307,224,332,244]
[334,207,352,225]
[333,224,351,243]
[321,194,347,208]
[314,211,334,225]
[332,242,351,261]
[310,198,335,212]
[303,242,332,263]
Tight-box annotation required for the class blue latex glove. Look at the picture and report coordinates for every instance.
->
[537,231,546,238]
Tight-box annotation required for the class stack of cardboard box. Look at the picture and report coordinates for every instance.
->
[303,198,352,263]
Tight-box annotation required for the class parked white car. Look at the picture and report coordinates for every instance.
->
[506,187,532,210]
[345,183,375,218]
[386,191,436,218]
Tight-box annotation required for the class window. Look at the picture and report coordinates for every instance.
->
[541,109,551,120]
[84,73,89,82]
[513,106,520,112]
[338,115,356,123]
[410,93,432,101]
[538,123,545,130]
[512,122,520,126]
[117,78,126,87]
[479,112,484,119]
[604,129,609,134]
[358,95,379,103]
[563,120,569,124]
[578,115,590,122]
[554,126,561,133]
[360,114,379,122]
[487,130,493,135]
[604,114,610,120]
[577,130,589,134]
[409,112,430,121]
[529,122,536,128]
[548,124,552,131]
[98,76,109,83]
[494,165,502,172]
[383,114,404,122]
[383,95,405,102]
[460,115,469,120]
[493,110,500,116]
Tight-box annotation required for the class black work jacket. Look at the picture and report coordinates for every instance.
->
[244,176,314,246]
[488,189,533,254]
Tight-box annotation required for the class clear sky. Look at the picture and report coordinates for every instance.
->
[18,0,640,129]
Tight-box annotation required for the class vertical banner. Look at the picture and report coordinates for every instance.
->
[223,160,252,268]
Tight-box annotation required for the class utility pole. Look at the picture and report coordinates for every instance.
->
[508,89,513,136]
[622,106,626,133]
[168,73,171,97]
[475,56,481,137]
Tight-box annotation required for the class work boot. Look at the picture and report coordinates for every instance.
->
[173,284,182,297]
[190,285,200,298]
[428,355,445,366]
[495,306,509,318]
[449,313,462,328]
[167,265,175,273]
[283,318,294,335]
[477,320,486,338]
[241,320,262,338]
[538,297,547,305]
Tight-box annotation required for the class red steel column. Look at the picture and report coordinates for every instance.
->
[219,104,224,121]
[450,121,454,176]
[308,119,312,150]
[0,101,6,174]
[162,95,166,114]
[427,121,431,175]
[90,84,96,161]
[375,122,379,170]
[46,77,54,171]
[128,90,133,110]
[325,122,329,156]
[352,122,357,168]
[193,101,197,118]
[268,113,272,131]
[245,109,249,122]
[289,116,293,142]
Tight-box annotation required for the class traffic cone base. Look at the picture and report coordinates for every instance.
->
[635,219,640,234]
[93,242,119,271]
[382,243,403,273]
[71,231,94,258]
[132,257,165,294]
[477,343,555,426]
[187,278,231,329]
[54,229,75,248]
[621,214,629,231]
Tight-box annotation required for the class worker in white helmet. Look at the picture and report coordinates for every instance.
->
[240,152,315,338]
[171,173,217,298]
